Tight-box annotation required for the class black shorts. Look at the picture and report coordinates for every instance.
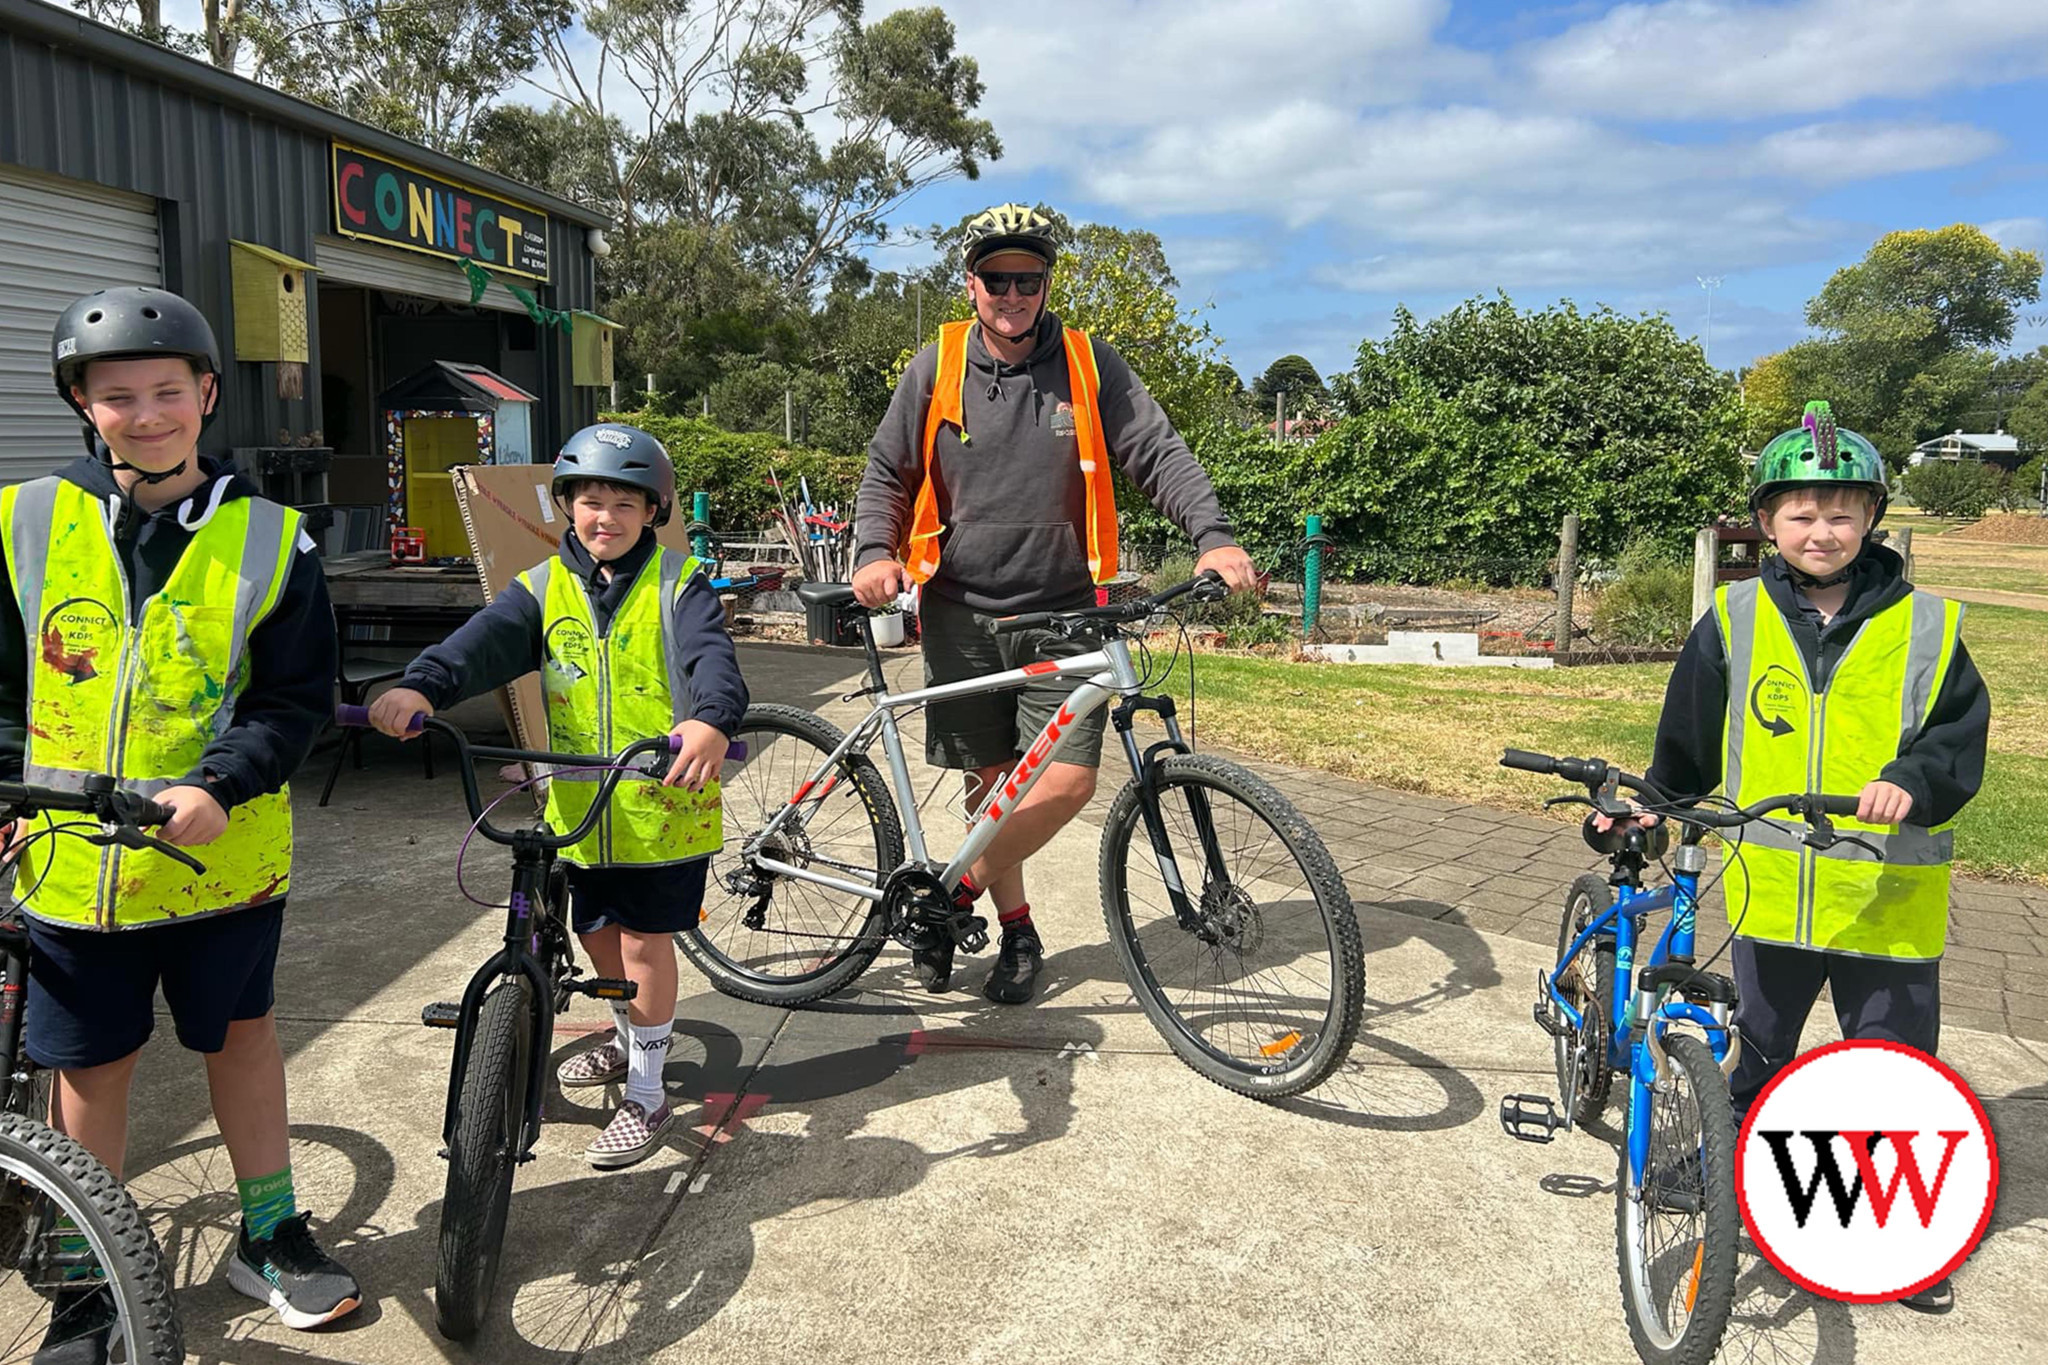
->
[917,590,1109,770]
[25,904,284,1070]
[566,859,710,936]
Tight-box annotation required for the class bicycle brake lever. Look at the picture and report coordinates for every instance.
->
[1543,794,1594,811]
[86,825,206,874]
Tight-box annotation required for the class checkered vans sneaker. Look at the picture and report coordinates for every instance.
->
[586,1099,674,1170]
[557,1040,627,1090]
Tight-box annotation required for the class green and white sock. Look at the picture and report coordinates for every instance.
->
[53,1213,101,1282]
[238,1167,296,1243]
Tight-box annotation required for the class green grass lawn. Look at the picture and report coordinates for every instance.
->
[1153,602,2046,883]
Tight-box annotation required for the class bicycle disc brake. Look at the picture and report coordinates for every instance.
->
[883,864,987,953]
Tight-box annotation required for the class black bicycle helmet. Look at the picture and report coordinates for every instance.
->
[51,286,224,471]
[552,423,676,526]
[961,203,1058,271]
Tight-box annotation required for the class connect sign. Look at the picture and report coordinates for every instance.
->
[331,142,551,281]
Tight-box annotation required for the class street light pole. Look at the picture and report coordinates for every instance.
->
[1697,275,1724,367]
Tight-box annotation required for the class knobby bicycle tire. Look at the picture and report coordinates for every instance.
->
[1099,754,1364,1099]
[0,1111,183,1364]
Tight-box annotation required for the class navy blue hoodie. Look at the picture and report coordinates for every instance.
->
[0,456,339,818]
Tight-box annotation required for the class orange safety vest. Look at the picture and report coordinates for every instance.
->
[902,319,1118,585]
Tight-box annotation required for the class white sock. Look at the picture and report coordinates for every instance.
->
[624,1021,672,1113]
[610,1002,633,1056]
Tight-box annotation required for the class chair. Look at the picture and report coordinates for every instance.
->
[318,648,434,807]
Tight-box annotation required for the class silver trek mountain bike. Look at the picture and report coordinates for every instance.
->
[680,571,1365,1098]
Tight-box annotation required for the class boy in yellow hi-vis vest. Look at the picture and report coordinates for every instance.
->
[371,423,746,1169]
[1632,402,1989,1315]
[2,288,359,1352]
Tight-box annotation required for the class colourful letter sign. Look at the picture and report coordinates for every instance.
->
[330,142,551,282]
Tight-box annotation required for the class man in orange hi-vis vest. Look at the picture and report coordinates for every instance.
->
[853,203,1258,1006]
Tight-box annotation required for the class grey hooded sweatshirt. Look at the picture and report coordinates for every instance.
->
[854,313,1237,613]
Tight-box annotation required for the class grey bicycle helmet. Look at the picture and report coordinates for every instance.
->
[552,423,676,526]
[51,286,224,467]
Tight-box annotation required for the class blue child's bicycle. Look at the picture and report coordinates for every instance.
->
[1493,749,1865,1365]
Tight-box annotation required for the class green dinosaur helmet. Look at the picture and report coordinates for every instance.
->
[1750,401,1889,522]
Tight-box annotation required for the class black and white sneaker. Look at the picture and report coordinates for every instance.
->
[228,1214,362,1329]
[34,1283,115,1365]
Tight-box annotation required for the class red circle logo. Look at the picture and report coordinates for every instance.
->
[1736,1039,1998,1302]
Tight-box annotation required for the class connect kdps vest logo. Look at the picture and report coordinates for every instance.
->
[543,617,594,686]
[1737,1040,1998,1303]
[38,597,120,686]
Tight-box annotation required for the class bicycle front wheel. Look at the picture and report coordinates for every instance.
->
[0,1112,182,1364]
[1099,755,1363,1099]
[681,705,903,1006]
[1616,1032,1740,1365]
[435,976,533,1342]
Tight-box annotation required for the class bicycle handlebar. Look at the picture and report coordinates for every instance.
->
[0,775,203,874]
[990,570,1231,637]
[1497,748,1860,827]
[334,708,747,850]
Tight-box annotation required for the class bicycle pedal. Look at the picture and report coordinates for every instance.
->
[573,977,638,1001]
[421,1002,461,1029]
[1500,1093,1565,1144]
[955,914,988,953]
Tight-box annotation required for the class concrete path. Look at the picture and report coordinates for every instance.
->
[106,640,2048,1365]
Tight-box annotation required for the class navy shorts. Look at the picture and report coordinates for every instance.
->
[566,859,710,937]
[25,904,284,1070]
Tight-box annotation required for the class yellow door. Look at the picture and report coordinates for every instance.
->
[402,417,479,558]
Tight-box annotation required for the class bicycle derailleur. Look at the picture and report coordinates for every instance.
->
[883,864,988,955]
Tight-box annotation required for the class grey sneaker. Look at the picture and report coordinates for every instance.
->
[557,1040,627,1089]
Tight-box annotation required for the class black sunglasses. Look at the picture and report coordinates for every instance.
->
[975,270,1046,297]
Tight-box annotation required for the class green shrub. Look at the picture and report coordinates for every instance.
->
[599,412,864,538]
[1900,460,2000,518]
[1591,539,1694,646]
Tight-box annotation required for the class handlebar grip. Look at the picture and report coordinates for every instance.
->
[1499,749,1557,775]
[1555,756,1608,786]
[335,705,424,733]
[726,740,747,762]
[133,800,176,827]
[991,612,1055,635]
[1816,794,1861,817]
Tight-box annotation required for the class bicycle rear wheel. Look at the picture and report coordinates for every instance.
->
[1555,874,1616,1125]
[1616,1032,1739,1365]
[1099,755,1363,1099]
[680,705,903,1005]
[0,1112,182,1363]
[435,976,533,1342]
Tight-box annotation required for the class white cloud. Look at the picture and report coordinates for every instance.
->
[1521,0,2048,120]
[1750,121,2002,184]
[1984,217,2048,255]
[923,0,1486,171]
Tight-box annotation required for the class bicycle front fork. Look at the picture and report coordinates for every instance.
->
[1112,694,1224,932]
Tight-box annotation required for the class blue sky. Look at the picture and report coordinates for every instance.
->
[856,0,2048,386]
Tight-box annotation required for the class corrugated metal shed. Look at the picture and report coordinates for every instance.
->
[0,0,602,470]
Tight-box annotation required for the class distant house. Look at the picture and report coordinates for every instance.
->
[1909,430,2026,472]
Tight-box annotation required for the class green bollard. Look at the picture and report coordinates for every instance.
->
[690,490,711,562]
[1303,513,1325,639]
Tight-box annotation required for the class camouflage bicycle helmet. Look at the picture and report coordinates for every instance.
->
[961,203,1058,271]
[552,423,676,526]
[51,286,223,467]
[1750,401,1889,523]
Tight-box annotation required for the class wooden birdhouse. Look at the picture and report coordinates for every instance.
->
[571,310,620,388]
[229,241,315,363]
